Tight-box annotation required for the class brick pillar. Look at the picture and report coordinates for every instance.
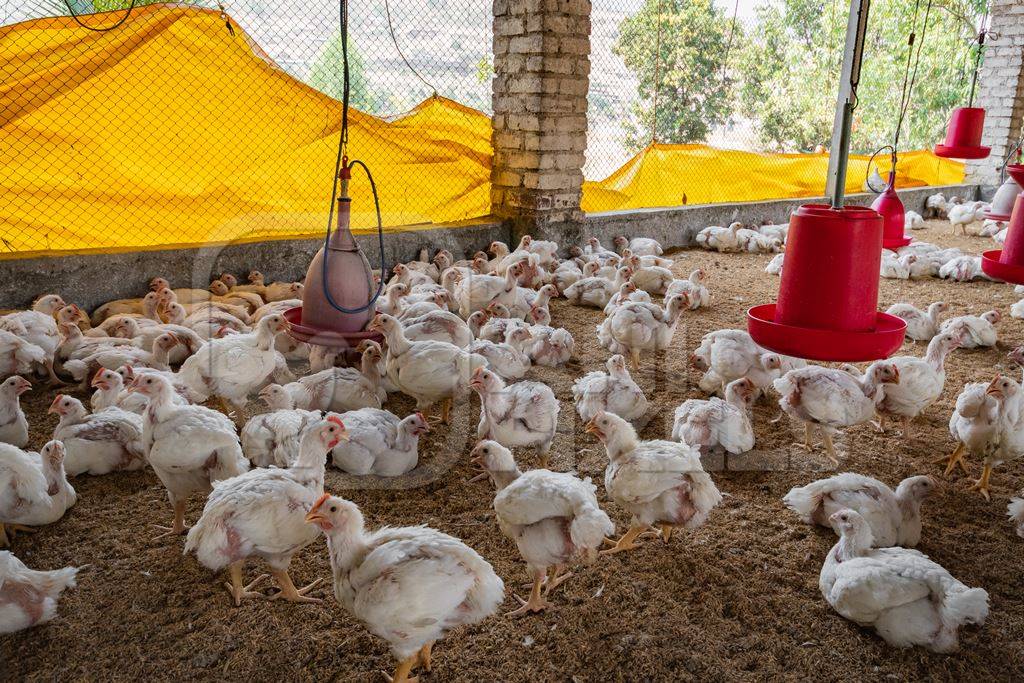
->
[491,0,591,240]
[965,0,1024,194]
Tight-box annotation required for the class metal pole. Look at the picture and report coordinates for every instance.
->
[826,0,871,209]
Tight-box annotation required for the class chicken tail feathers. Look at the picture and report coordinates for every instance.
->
[782,484,824,525]
[940,586,989,629]
[569,505,615,556]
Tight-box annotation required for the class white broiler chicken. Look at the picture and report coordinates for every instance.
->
[691,328,785,395]
[942,381,1002,478]
[186,418,346,605]
[263,361,380,414]
[525,310,575,367]
[330,409,429,476]
[129,374,249,539]
[572,354,648,425]
[0,376,31,447]
[367,314,486,424]
[665,269,711,309]
[401,309,473,348]
[1009,497,1024,538]
[49,395,145,476]
[61,330,179,387]
[0,441,76,548]
[0,294,65,384]
[466,327,533,380]
[885,302,947,342]
[880,252,915,280]
[455,263,521,318]
[0,551,80,634]
[948,201,987,235]
[178,313,290,418]
[603,281,651,316]
[765,252,785,275]
[968,375,1024,500]
[305,494,504,683]
[476,303,529,343]
[472,440,613,615]
[600,294,687,369]
[0,330,46,382]
[820,509,988,653]
[628,264,675,296]
[587,411,721,553]
[613,235,663,257]
[695,222,743,252]
[551,259,585,292]
[774,364,900,466]
[940,310,999,349]
[563,266,632,309]
[241,386,321,468]
[783,473,937,547]
[924,192,949,219]
[471,367,559,467]
[905,210,925,229]
[671,377,757,466]
[939,255,990,282]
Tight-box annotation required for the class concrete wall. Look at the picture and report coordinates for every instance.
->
[0,185,974,311]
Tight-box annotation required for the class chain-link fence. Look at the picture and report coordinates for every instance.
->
[1,0,493,256]
[584,0,986,210]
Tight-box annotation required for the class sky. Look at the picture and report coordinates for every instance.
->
[715,0,761,22]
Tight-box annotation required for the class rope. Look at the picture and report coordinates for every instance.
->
[892,0,932,155]
[383,0,438,96]
[61,0,137,32]
[650,0,664,144]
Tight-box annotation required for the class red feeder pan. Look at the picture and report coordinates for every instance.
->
[747,204,906,362]
[981,164,1024,284]
[934,107,991,159]
[284,306,383,348]
[872,172,910,250]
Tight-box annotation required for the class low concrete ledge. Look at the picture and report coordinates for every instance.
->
[0,184,976,311]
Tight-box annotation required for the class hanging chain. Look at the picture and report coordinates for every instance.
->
[967,5,990,108]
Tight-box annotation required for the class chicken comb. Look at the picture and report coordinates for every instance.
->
[310,492,332,514]
[326,415,345,430]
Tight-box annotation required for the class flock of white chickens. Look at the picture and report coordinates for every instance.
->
[1,210,1022,677]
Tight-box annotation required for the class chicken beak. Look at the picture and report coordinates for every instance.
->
[15,378,32,395]
[90,369,108,389]
[304,510,327,527]
[986,375,1002,396]
[47,394,63,415]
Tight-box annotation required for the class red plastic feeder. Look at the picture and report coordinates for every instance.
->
[981,164,1024,284]
[284,306,383,348]
[872,171,910,250]
[934,107,991,159]
[747,204,906,362]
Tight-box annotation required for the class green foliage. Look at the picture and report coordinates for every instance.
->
[475,56,494,85]
[308,32,374,112]
[613,0,735,151]
[733,0,988,153]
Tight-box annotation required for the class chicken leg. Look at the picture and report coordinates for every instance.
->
[382,654,419,683]
[224,561,268,606]
[658,523,674,544]
[629,348,641,372]
[821,433,840,468]
[542,565,573,597]
[440,398,452,425]
[935,443,969,476]
[268,569,323,603]
[418,642,434,673]
[0,522,35,549]
[506,568,551,616]
[153,500,189,540]
[600,524,648,555]
[802,423,814,452]
[969,462,993,501]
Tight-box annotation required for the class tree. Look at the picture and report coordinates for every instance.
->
[308,32,374,112]
[613,0,735,152]
[734,0,988,153]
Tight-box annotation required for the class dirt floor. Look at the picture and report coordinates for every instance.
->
[3,219,1024,681]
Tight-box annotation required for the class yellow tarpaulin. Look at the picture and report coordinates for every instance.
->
[0,6,493,258]
[0,6,964,259]
[582,144,964,213]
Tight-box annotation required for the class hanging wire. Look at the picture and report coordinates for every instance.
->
[716,0,741,88]
[61,0,137,32]
[319,0,386,314]
[649,0,665,144]
[383,0,438,96]
[967,4,990,107]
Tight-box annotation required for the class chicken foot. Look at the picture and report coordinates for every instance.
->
[153,500,190,540]
[969,462,993,501]
[542,565,573,597]
[382,654,420,683]
[268,569,323,603]
[658,523,674,544]
[0,522,35,548]
[935,443,969,476]
[506,569,552,617]
[821,433,840,468]
[600,524,649,555]
[224,561,268,606]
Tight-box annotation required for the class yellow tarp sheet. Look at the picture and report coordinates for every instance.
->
[0,6,493,257]
[0,6,964,258]
[582,144,964,213]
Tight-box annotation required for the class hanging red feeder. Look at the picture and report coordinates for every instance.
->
[934,107,991,159]
[747,205,906,362]
[873,171,910,249]
[981,164,1024,284]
